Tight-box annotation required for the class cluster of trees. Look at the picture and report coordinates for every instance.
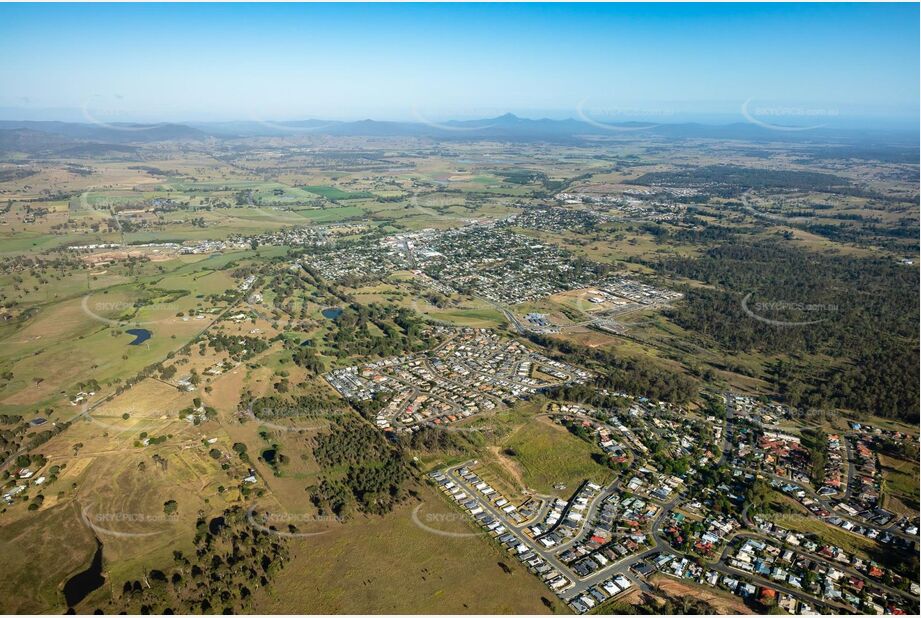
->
[114,360,186,397]
[628,165,851,197]
[689,466,742,516]
[0,421,29,463]
[309,417,412,518]
[205,333,269,361]
[800,428,828,488]
[397,426,477,454]
[649,442,692,477]
[499,169,547,185]
[111,506,288,614]
[289,343,324,374]
[744,477,775,517]
[654,240,919,420]
[527,334,698,403]
[324,302,433,359]
[543,385,631,411]
[243,391,343,421]
[134,432,169,447]
[348,392,390,423]
[72,379,101,394]
[1,421,68,464]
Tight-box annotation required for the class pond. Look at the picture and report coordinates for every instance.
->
[125,328,151,345]
[208,516,226,535]
[63,540,105,608]
[321,307,343,320]
[261,448,277,465]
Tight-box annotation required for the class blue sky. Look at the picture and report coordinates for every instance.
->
[0,3,917,126]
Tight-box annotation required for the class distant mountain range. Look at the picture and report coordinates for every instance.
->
[0,114,917,157]
[0,121,207,155]
[191,113,918,144]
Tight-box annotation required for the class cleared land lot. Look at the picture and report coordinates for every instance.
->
[879,453,920,514]
[251,484,565,614]
[650,574,755,615]
[474,408,613,501]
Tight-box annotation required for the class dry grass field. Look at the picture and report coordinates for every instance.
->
[252,484,565,614]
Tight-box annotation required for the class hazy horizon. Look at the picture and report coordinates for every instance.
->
[0,105,918,132]
[1,3,918,129]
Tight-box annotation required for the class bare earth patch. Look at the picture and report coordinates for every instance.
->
[651,574,755,614]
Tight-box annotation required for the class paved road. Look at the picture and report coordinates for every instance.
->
[714,392,734,467]
[442,464,577,588]
[841,435,857,502]
[722,531,919,604]
[442,462,662,603]
[710,556,850,613]
[435,399,916,613]
[724,396,916,544]
[493,303,526,335]
[739,466,917,545]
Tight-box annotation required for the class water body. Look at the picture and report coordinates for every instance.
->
[261,448,277,465]
[208,516,226,535]
[321,307,343,320]
[125,328,151,345]
[63,540,105,609]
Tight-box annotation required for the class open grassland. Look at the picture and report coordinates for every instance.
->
[879,453,920,514]
[495,415,613,497]
[252,484,564,614]
[0,377,241,613]
[294,205,366,222]
[471,404,613,501]
[0,247,283,415]
[301,185,373,200]
[0,502,99,613]
[157,268,236,296]
[764,490,812,516]
[0,293,207,409]
[427,306,506,328]
[382,285,507,328]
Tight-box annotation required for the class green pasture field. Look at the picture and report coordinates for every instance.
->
[293,205,365,222]
[301,185,373,200]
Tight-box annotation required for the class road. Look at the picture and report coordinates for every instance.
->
[2,283,247,470]
[739,466,917,545]
[720,531,919,605]
[442,463,576,589]
[441,461,666,603]
[725,397,916,544]
[432,395,916,613]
